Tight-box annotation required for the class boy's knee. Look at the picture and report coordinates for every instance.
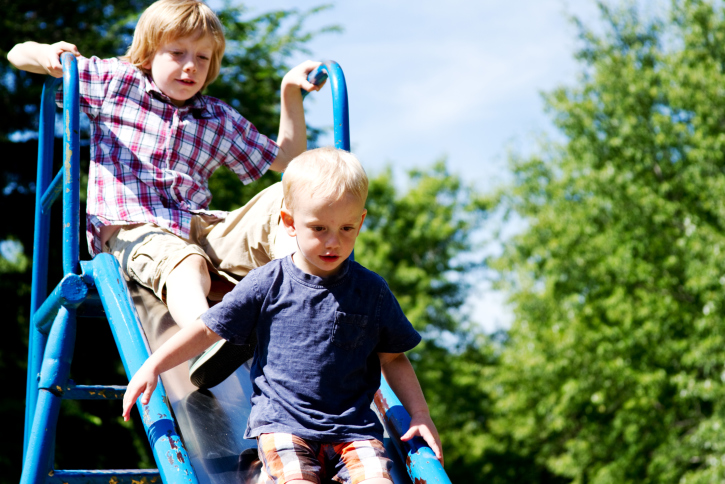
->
[171,253,211,274]
[166,254,212,291]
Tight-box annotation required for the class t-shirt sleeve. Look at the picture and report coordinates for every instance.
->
[222,109,279,184]
[376,281,421,354]
[55,56,118,118]
[201,272,262,345]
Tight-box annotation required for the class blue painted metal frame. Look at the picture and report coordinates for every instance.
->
[21,53,200,484]
[305,61,350,150]
[306,62,451,484]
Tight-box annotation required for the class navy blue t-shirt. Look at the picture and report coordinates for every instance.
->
[201,255,421,442]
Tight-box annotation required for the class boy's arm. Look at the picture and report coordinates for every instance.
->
[269,60,324,172]
[121,318,221,421]
[379,352,444,466]
[7,41,81,77]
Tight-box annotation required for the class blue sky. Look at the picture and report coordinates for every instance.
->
[249,1,600,188]
[233,0,605,332]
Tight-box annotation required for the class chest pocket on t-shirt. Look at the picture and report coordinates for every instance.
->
[332,311,368,350]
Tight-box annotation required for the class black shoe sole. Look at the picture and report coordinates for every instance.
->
[189,334,256,389]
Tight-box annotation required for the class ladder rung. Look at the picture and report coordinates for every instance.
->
[62,383,127,400]
[48,469,160,483]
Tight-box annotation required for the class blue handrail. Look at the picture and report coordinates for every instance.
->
[25,74,60,460]
[61,55,81,276]
[304,61,350,151]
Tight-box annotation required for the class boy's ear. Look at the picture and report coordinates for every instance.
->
[356,209,367,235]
[280,208,296,237]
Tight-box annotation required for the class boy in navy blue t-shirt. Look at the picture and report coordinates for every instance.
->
[122,147,443,484]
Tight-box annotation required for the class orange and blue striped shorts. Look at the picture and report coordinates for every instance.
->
[257,433,393,484]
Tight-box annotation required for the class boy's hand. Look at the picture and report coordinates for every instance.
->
[282,60,325,93]
[400,412,444,467]
[39,42,81,78]
[121,363,159,422]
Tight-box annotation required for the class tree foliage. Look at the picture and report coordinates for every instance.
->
[485,1,725,482]
[0,0,148,140]
[357,161,495,483]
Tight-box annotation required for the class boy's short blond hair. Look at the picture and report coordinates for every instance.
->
[283,147,369,212]
[123,0,225,89]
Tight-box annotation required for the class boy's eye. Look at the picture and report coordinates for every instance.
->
[343,226,355,232]
[312,226,325,232]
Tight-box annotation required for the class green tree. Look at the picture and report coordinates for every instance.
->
[486,1,725,482]
[0,0,149,140]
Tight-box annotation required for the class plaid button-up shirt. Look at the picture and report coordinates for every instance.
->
[57,56,278,256]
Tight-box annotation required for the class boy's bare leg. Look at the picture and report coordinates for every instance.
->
[165,254,211,328]
[165,254,254,389]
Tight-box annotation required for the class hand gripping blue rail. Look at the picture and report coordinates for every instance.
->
[306,62,451,484]
[21,52,198,484]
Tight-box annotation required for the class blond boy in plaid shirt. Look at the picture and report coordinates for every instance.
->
[9,0,323,389]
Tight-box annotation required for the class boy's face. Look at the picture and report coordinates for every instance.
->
[281,193,367,278]
[143,34,213,107]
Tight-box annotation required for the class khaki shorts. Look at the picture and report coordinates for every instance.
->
[105,183,297,301]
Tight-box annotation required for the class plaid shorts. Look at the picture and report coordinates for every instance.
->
[257,433,393,484]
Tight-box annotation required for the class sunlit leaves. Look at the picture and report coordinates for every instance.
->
[485,1,725,482]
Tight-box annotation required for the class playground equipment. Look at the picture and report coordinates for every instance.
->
[20,52,451,484]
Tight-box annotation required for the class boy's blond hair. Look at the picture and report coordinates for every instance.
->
[283,147,368,211]
[123,0,225,89]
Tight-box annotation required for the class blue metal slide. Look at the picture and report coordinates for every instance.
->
[19,53,451,484]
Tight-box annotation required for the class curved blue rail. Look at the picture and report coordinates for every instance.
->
[305,61,350,151]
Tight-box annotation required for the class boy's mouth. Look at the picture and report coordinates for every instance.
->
[178,78,195,85]
[320,255,339,263]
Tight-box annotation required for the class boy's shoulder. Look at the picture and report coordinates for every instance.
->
[348,259,388,287]
[245,257,286,285]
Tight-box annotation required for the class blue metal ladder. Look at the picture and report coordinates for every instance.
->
[21,52,197,484]
[20,52,450,484]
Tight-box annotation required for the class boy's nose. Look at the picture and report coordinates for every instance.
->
[325,233,341,248]
[183,57,197,72]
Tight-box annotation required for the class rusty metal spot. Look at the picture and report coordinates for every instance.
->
[143,405,152,425]
[167,431,185,463]
[374,390,391,413]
